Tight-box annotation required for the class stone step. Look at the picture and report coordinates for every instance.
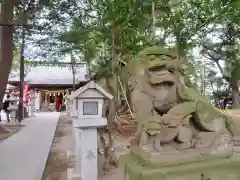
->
[67,149,75,157]
[67,168,81,180]
[67,150,76,167]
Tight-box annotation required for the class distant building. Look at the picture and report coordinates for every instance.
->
[8,64,89,111]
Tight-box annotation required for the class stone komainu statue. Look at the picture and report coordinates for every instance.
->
[127,46,236,161]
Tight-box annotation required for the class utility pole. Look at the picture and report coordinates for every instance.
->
[19,25,26,122]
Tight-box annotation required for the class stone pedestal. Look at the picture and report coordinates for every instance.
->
[122,152,240,180]
[79,128,98,180]
[70,118,107,180]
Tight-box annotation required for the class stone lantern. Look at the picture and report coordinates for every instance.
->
[67,81,113,180]
[8,92,19,123]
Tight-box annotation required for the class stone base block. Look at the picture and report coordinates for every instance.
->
[121,153,240,180]
[67,168,81,180]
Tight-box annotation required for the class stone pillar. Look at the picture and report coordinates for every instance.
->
[61,91,64,105]
[78,128,98,180]
[35,91,41,112]
[47,93,50,105]
[65,90,72,116]
[28,90,35,117]
[70,99,77,137]
[74,128,81,174]
[44,92,47,106]
[54,93,57,104]
[67,99,73,116]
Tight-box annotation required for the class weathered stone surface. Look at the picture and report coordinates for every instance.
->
[195,132,217,148]
[126,46,237,166]
[177,126,193,143]
[176,141,192,150]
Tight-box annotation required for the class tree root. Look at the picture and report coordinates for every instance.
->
[103,148,118,172]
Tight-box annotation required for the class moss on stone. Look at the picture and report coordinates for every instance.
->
[137,46,176,58]
[167,102,197,115]
[121,152,240,180]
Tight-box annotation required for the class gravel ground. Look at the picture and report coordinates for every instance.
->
[99,135,130,180]
[42,115,74,180]
[0,123,23,142]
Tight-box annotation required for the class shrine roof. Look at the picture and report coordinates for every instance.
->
[8,64,89,85]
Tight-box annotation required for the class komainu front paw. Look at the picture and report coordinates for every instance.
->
[209,133,233,154]
[194,132,217,149]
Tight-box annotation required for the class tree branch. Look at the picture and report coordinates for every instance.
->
[188,1,233,39]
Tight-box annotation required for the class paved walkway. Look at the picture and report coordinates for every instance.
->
[0,112,60,180]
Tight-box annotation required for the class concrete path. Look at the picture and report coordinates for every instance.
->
[0,112,60,180]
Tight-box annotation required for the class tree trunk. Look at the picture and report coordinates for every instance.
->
[200,62,206,96]
[87,62,92,80]
[84,49,93,80]
[227,23,239,108]
[231,76,239,109]
[102,27,120,171]
[70,53,76,90]
[175,31,186,62]
[103,77,117,171]
[151,1,156,43]
[174,31,190,100]
[0,0,14,112]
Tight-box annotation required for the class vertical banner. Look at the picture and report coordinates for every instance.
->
[23,83,29,104]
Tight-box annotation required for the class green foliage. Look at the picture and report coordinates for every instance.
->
[11,48,20,71]
[92,57,112,79]
[199,1,240,107]
[16,0,239,107]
